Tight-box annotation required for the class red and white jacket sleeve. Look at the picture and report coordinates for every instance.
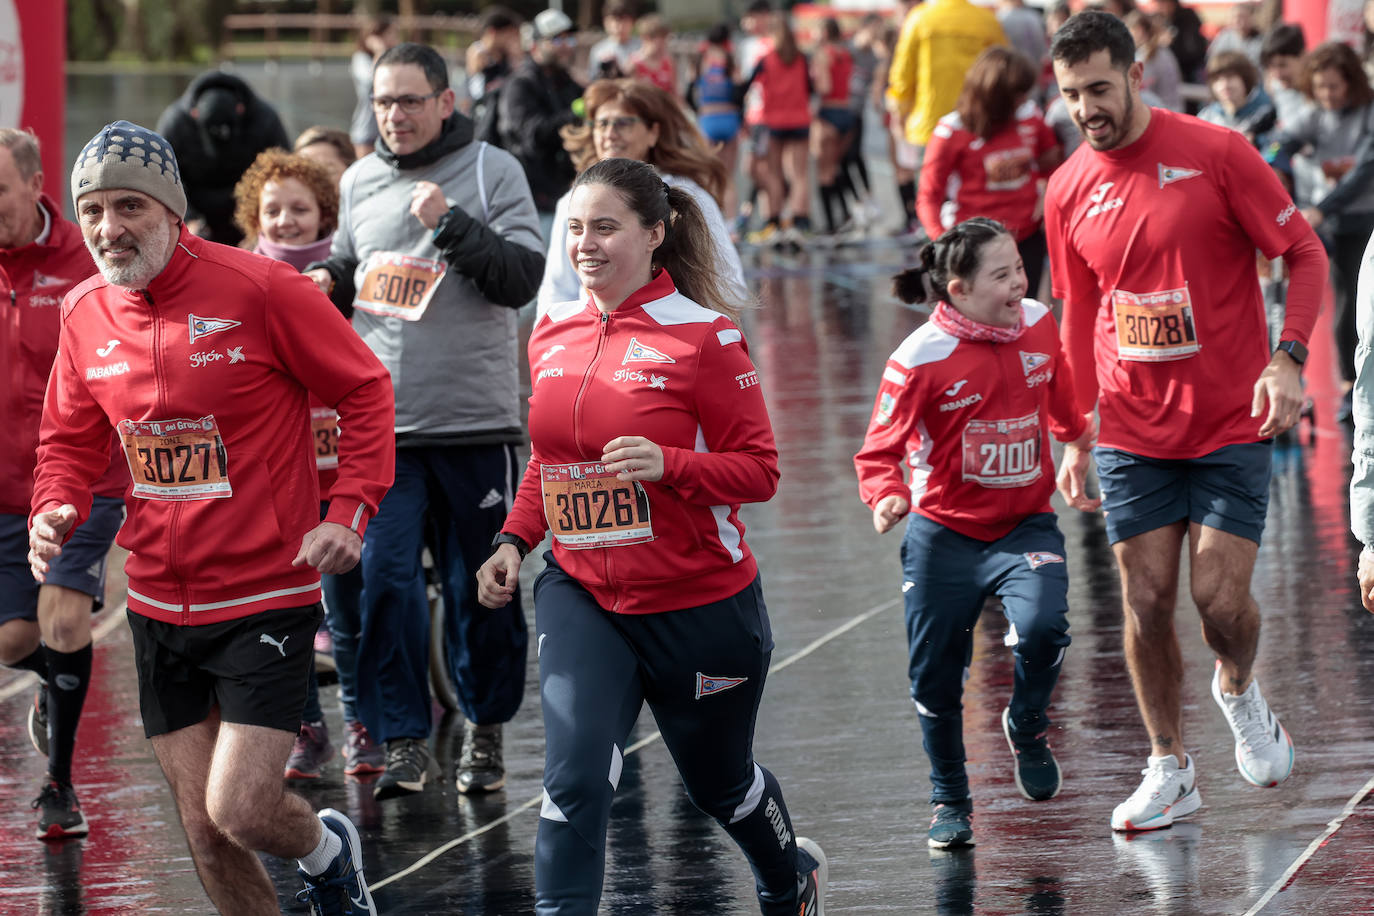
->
[660,325,779,505]
[855,359,925,510]
[31,346,118,534]
[266,264,395,538]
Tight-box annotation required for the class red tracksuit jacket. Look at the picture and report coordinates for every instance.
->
[1,195,125,515]
[32,228,395,624]
[500,270,779,614]
[855,300,1086,541]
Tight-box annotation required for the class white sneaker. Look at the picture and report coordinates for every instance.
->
[1111,754,1201,832]
[1211,662,1294,787]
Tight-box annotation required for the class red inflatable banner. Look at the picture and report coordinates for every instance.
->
[1,0,66,202]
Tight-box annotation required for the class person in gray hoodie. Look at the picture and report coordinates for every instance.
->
[307,42,543,802]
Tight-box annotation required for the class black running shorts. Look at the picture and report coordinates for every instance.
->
[128,603,323,738]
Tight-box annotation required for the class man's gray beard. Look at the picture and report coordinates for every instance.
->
[86,219,171,290]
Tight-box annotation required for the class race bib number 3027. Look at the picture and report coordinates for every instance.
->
[1112,286,1200,362]
[353,251,447,321]
[961,413,1043,489]
[119,416,232,500]
[540,462,654,549]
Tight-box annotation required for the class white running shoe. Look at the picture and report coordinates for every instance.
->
[1211,662,1294,787]
[1111,754,1201,832]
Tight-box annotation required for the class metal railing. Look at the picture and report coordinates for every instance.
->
[219,13,482,60]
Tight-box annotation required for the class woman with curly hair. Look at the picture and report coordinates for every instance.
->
[233,149,339,271]
[232,150,382,782]
[536,78,746,315]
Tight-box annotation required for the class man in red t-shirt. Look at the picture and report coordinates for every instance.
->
[1045,12,1327,833]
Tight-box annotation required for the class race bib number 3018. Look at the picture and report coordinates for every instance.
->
[120,416,232,500]
[961,413,1042,489]
[353,251,447,321]
[1112,286,1200,362]
[541,462,654,549]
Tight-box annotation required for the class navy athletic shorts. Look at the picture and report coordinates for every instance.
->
[1093,441,1273,545]
[0,496,125,624]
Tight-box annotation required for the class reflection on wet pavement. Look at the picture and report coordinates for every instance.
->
[3,239,1373,914]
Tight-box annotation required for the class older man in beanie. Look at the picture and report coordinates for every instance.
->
[28,120,395,913]
[306,42,541,803]
[0,127,126,842]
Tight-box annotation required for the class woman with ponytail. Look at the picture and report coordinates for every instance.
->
[477,158,827,915]
[853,217,1094,850]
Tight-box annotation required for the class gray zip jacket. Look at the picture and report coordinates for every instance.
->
[314,114,544,443]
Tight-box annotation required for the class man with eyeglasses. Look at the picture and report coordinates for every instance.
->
[497,8,585,238]
[306,41,543,802]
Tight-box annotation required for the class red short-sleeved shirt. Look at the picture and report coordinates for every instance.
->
[1045,108,1321,459]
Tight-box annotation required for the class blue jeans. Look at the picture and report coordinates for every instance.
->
[355,444,528,744]
[900,512,1072,803]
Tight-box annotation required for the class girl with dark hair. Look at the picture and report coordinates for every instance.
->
[811,18,855,235]
[917,48,1061,298]
[477,157,827,914]
[538,78,745,315]
[1269,40,1374,421]
[688,23,743,225]
[740,15,814,245]
[854,217,1093,850]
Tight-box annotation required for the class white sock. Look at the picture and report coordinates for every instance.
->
[297,819,343,876]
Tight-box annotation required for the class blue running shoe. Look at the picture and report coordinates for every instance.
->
[296,808,377,915]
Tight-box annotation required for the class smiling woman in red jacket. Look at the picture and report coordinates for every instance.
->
[477,157,827,915]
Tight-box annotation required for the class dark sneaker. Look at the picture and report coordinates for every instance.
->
[28,681,49,757]
[295,807,377,915]
[456,722,505,794]
[32,781,88,840]
[928,800,974,849]
[795,836,827,915]
[1002,707,1063,801]
[286,721,336,779]
[373,738,430,800]
[343,721,385,776]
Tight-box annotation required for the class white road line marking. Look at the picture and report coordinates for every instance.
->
[369,596,899,893]
[1243,773,1374,914]
[0,601,128,703]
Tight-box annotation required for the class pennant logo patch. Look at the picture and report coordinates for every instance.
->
[1020,351,1050,375]
[1158,164,1203,188]
[695,672,748,699]
[188,314,242,343]
[622,337,676,365]
[1025,551,1065,570]
[32,271,69,289]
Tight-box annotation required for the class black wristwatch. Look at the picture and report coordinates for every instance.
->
[1275,339,1308,366]
[491,532,529,559]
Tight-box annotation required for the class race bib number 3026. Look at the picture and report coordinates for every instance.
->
[961,413,1042,489]
[1112,286,1200,362]
[353,251,447,321]
[119,416,232,500]
[541,462,654,549]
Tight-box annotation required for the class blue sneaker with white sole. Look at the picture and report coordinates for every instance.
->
[296,808,377,915]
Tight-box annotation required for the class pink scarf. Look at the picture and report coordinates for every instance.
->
[930,301,1024,343]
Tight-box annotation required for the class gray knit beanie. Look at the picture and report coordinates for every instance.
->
[70,120,187,219]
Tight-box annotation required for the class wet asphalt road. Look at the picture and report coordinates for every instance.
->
[2,238,1373,915]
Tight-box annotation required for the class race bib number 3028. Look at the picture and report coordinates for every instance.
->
[353,251,447,321]
[961,413,1042,489]
[1112,286,1200,362]
[119,416,232,500]
[541,462,654,549]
